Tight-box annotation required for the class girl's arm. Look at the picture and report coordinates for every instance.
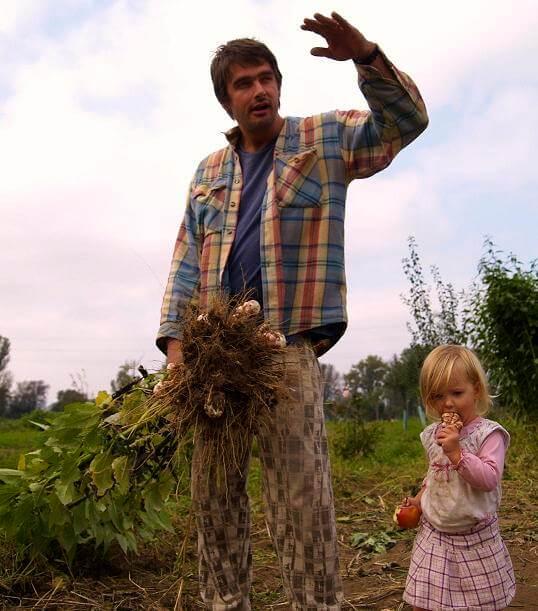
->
[456,430,507,491]
[404,482,426,511]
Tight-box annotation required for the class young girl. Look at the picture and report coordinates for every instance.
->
[402,345,516,611]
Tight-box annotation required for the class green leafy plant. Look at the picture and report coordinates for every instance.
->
[401,236,537,417]
[331,398,382,459]
[0,373,185,565]
[349,530,396,557]
[469,239,538,414]
[0,292,289,569]
[402,236,468,347]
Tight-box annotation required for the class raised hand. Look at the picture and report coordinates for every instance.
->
[436,424,462,464]
[300,11,375,62]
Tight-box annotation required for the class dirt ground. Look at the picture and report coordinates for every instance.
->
[243,495,538,611]
[0,480,536,610]
[2,522,535,610]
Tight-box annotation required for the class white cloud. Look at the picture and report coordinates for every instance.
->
[422,86,538,190]
[0,0,40,34]
[320,285,410,374]
[344,169,444,258]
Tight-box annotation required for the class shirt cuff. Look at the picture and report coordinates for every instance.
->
[354,46,398,82]
[455,448,468,470]
[156,321,183,355]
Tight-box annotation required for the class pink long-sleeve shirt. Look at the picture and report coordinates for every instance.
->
[455,423,506,491]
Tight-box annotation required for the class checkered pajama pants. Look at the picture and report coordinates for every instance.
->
[191,341,343,610]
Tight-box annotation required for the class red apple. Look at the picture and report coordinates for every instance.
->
[393,504,421,529]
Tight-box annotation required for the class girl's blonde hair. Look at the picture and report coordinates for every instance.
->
[420,345,492,419]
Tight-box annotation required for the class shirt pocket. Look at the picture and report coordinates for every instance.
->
[192,179,226,234]
[274,147,325,208]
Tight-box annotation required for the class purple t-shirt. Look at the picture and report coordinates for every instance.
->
[225,138,276,305]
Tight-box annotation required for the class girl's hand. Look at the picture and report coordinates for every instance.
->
[402,495,422,511]
[436,424,461,463]
[394,496,422,528]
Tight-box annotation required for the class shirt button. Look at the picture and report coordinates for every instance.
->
[230,201,237,207]
[227,229,233,235]
[234,178,240,184]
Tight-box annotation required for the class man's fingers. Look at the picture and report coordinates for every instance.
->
[301,19,327,36]
[312,12,339,28]
[310,47,333,59]
[331,11,351,27]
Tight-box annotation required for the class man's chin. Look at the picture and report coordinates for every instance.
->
[248,115,277,132]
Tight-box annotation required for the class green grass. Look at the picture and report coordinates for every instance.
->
[0,418,45,468]
[360,418,425,465]
[327,418,428,504]
[0,413,534,528]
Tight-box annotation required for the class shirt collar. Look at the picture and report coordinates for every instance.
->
[224,126,241,148]
[224,118,290,154]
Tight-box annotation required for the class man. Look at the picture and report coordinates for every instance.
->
[157,11,428,610]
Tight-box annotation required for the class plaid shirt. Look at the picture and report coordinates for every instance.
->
[157,54,428,355]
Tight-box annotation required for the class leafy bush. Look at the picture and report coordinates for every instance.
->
[401,237,537,417]
[402,236,468,347]
[360,417,426,467]
[330,419,382,459]
[0,375,186,565]
[469,240,538,415]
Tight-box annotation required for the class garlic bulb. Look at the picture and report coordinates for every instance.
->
[263,330,287,348]
[204,387,225,419]
[233,299,261,318]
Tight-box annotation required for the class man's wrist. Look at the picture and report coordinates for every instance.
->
[353,43,379,65]
[166,338,183,364]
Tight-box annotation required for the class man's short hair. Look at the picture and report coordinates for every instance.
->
[210,38,283,106]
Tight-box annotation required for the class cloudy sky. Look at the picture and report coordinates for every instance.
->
[1,0,537,402]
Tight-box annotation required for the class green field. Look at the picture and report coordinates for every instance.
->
[0,418,44,469]
[0,413,536,609]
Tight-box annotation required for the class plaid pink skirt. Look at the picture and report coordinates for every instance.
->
[403,516,515,610]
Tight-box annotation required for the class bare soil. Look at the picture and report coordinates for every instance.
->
[244,479,538,611]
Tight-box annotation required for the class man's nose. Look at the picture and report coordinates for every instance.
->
[253,79,267,97]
